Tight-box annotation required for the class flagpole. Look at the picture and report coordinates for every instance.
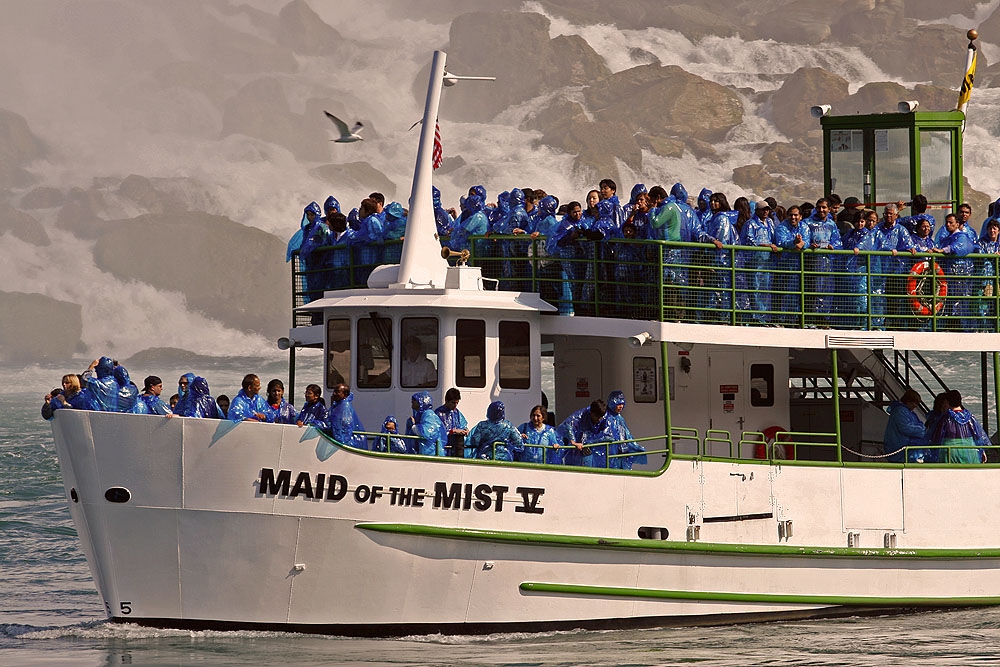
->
[957,28,978,122]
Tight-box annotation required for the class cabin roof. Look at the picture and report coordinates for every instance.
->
[297,287,557,313]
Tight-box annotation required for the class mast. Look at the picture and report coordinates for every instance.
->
[393,50,494,289]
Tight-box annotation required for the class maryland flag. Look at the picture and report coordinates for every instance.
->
[957,42,978,113]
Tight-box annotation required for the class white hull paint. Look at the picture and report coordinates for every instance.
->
[51,409,1000,635]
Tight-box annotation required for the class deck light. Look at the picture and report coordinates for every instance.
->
[897,100,919,113]
[629,332,654,347]
[810,104,831,118]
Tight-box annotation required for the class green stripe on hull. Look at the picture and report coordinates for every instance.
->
[519,582,1000,606]
[356,522,1000,560]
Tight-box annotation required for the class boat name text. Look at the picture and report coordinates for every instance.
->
[257,468,544,514]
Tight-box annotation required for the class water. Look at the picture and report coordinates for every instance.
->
[6,362,1000,665]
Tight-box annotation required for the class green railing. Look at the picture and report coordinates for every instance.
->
[291,237,999,333]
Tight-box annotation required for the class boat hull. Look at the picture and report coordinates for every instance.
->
[51,410,1000,635]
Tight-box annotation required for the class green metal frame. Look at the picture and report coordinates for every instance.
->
[820,111,964,210]
[356,522,1000,560]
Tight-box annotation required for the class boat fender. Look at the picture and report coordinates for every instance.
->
[757,426,794,461]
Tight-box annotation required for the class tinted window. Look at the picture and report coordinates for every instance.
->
[357,317,392,389]
[499,321,530,389]
[456,319,486,388]
[750,363,774,407]
[326,318,351,389]
[400,317,438,388]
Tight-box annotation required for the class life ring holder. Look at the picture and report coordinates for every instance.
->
[907,260,947,317]
[755,425,794,460]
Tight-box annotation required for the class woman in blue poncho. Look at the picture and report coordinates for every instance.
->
[516,405,559,464]
[929,390,989,464]
[468,401,523,462]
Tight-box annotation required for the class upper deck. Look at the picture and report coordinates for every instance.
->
[291,236,1000,343]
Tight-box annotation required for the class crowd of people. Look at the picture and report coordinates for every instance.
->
[40,358,646,469]
[883,388,991,464]
[287,181,1000,330]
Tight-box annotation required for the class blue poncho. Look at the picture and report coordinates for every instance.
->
[468,401,523,461]
[406,392,445,456]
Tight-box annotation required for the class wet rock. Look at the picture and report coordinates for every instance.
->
[309,162,397,202]
[93,211,288,338]
[435,155,467,175]
[584,64,743,142]
[0,108,45,189]
[439,11,610,122]
[221,77,329,162]
[760,138,824,185]
[830,0,904,45]
[754,0,837,44]
[659,4,738,40]
[770,67,850,139]
[0,202,50,246]
[55,190,107,239]
[637,135,686,159]
[276,0,344,57]
[905,0,981,20]
[543,117,643,184]
[863,23,983,86]
[964,180,992,221]
[150,61,232,107]
[20,186,65,210]
[0,290,82,363]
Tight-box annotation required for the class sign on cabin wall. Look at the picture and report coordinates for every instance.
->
[719,384,739,394]
[576,377,590,398]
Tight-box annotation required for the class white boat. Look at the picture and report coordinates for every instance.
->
[51,50,1000,636]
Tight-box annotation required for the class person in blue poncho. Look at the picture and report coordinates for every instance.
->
[494,188,532,290]
[327,383,366,449]
[547,201,589,316]
[697,188,713,226]
[804,198,843,325]
[615,221,655,319]
[228,374,268,422]
[605,391,646,469]
[598,178,624,229]
[173,373,196,416]
[382,202,407,261]
[435,388,469,457]
[516,405,559,464]
[530,195,562,299]
[286,201,321,262]
[294,202,326,301]
[406,391,445,456]
[736,201,779,325]
[295,384,328,427]
[622,184,648,228]
[43,374,99,419]
[840,213,878,329]
[352,198,387,284]
[773,206,811,325]
[468,401,523,461]
[137,376,173,416]
[897,194,937,236]
[910,218,935,252]
[448,194,489,255]
[263,379,297,424]
[883,389,927,463]
[81,357,119,412]
[555,399,615,468]
[932,213,976,331]
[976,219,1000,330]
[432,186,455,243]
[177,377,222,419]
[112,365,139,413]
[699,193,739,321]
[375,415,409,454]
[929,390,988,464]
[872,204,917,329]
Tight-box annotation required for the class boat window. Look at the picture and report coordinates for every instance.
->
[456,319,486,388]
[875,127,911,214]
[357,316,392,389]
[326,318,351,389]
[400,317,438,389]
[920,131,953,205]
[750,363,774,407]
[499,321,530,389]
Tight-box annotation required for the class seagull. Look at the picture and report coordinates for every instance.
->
[325,111,364,142]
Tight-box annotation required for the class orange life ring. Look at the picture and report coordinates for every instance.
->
[906,260,947,316]
[755,426,794,460]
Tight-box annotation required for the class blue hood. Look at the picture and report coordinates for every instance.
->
[113,365,131,386]
[191,377,210,398]
[537,195,557,217]
[382,415,398,431]
[412,391,433,419]
[305,201,321,218]
[670,183,688,203]
[323,196,340,214]
[470,185,486,202]
[432,186,442,208]
[487,400,505,423]
[607,390,626,412]
[96,356,114,379]
[497,191,511,215]
[509,188,525,208]
[628,183,647,206]
[698,188,712,211]
[597,199,615,219]
[950,408,975,426]
[465,194,484,213]
[178,372,195,399]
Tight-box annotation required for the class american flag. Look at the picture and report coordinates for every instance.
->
[432,120,443,169]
